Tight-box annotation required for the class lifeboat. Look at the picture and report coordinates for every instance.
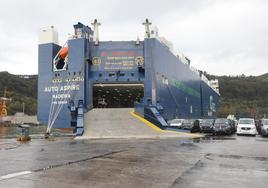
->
[60,47,68,59]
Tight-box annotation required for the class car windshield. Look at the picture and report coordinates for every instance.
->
[201,119,214,124]
[170,119,183,124]
[239,119,254,124]
[183,119,194,124]
[262,119,268,125]
[215,119,228,124]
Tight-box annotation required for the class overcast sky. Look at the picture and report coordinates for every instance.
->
[0,0,267,76]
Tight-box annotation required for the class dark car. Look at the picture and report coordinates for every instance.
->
[200,119,215,133]
[213,118,236,135]
[181,119,200,133]
[260,119,268,137]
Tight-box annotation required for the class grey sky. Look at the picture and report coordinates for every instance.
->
[0,0,267,75]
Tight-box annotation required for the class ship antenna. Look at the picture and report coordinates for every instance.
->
[142,18,152,38]
[136,36,140,45]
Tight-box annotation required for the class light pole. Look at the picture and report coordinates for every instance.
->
[22,102,25,114]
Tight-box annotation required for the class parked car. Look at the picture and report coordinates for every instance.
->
[181,119,200,133]
[260,119,268,137]
[200,119,215,133]
[167,119,184,128]
[192,120,201,133]
[237,118,257,136]
[181,119,195,130]
[213,118,236,135]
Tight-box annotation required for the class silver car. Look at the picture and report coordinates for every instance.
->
[167,119,184,128]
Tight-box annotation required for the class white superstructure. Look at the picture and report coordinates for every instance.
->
[208,79,220,94]
[38,26,59,45]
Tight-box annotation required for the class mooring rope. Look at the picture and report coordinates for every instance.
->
[47,80,62,132]
[47,79,73,133]
[46,60,85,135]
[46,77,72,133]
[47,41,69,132]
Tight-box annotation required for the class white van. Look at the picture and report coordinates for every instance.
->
[237,118,257,136]
[167,119,184,128]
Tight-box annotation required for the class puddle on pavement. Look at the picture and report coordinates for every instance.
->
[0,138,25,150]
[255,138,268,142]
[190,135,236,143]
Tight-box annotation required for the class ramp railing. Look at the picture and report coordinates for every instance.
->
[134,103,168,129]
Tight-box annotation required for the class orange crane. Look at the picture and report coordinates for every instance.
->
[0,88,12,117]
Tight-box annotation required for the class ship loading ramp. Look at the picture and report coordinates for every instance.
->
[77,108,201,139]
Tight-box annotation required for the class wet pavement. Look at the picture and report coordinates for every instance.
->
[0,126,73,140]
[0,131,268,187]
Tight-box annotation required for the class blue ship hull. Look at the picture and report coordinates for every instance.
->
[37,22,220,129]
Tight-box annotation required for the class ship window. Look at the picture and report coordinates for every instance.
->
[109,72,116,77]
[131,73,135,76]
[119,73,125,77]
[99,73,103,77]
[54,59,66,70]
[53,54,68,72]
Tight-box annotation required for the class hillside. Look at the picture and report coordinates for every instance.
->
[206,73,268,118]
[1,71,268,118]
[0,71,37,115]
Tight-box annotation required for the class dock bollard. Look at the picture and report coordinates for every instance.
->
[44,132,50,139]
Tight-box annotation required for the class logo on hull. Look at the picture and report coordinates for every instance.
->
[92,57,101,65]
[135,56,144,66]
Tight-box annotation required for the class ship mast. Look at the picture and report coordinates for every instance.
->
[142,18,152,38]
[91,19,101,45]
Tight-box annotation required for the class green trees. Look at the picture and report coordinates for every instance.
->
[0,72,37,115]
[216,75,268,118]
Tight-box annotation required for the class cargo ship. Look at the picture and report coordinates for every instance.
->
[38,19,220,135]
